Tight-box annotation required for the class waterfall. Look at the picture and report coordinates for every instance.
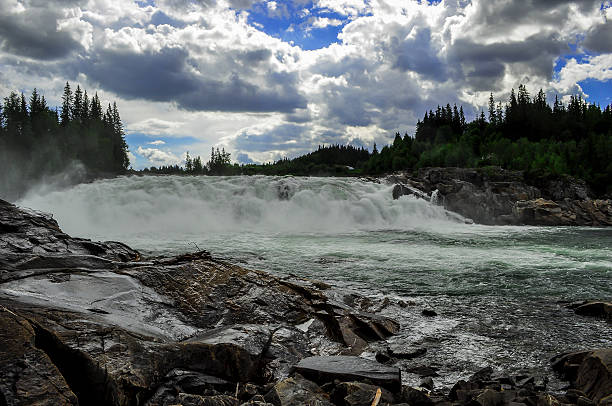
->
[430,189,443,206]
[18,175,468,237]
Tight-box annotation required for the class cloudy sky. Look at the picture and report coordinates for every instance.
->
[1,0,611,169]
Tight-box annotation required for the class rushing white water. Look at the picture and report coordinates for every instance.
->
[20,175,467,236]
[17,175,612,389]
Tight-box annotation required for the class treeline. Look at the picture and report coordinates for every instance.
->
[139,84,612,196]
[0,82,130,199]
[366,85,612,195]
[140,147,236,175]
[242,144,370,176]
[139,144,370,176]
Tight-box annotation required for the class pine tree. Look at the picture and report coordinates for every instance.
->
[60,82,72,126]
[111,102,129,171]
[73,85,83,123]
[488,93,496,125]
[185,151,193,172]
[90,93,102,121]
[82,90,89,122]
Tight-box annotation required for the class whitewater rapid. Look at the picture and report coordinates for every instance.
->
[17,175,612,389]
[19,175,470,235]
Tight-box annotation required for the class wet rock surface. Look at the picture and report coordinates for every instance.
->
[386,167,612,226]
[0,198,610,405]
[570,301,612,322]
[296,356,401,392]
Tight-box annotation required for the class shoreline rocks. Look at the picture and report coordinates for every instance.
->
[0,198,611,405]
[386,167,612,226]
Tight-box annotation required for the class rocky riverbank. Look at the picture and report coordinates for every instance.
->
[385,167,612,226]
[0,198,610,405]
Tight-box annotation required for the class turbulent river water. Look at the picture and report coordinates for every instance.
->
[19,175,612,389]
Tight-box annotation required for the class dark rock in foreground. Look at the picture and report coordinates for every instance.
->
[0,199,398,405]
[552,349,612,404]
[0,198,611,406]
[295,356,401,392]
[572,301,612,321]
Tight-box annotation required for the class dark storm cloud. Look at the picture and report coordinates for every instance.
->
[0,6,84,60]
[447,33,567,89]
[471,0,598,30]
[84,46,306,113]
[85,47,195,101]
[583,20,612,53]
[391,27,447,81]
[179,72,307,113]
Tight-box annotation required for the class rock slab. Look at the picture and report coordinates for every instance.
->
[295,356,401,392]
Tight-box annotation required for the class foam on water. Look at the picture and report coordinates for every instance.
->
[18,175,612,388]
[19,175,471,236]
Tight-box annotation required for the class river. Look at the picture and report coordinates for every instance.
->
[19,175,612,389]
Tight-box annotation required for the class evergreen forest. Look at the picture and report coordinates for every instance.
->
[142,85,612,196]
[0,82,130,199]
[2,83,611,198]
[365,86,612,195]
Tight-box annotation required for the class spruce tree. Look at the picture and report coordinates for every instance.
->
[73,85,83,123]
[60,82,72,126]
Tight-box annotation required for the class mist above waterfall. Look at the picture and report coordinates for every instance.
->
[18,175,467,238]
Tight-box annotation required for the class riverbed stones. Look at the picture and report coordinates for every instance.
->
[295,355,402,392]
[263,374,333,406]
[401,387,434,406]
[0,199,404,404]
[330,381,396,406]
[573,302,612,321]
[385,167,612,226]
[552,349,612,406]
[2,198,612,405]
[575,350,612,404]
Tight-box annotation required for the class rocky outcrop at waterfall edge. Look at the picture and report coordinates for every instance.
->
[385,167,612,226]
[1,199,611,405]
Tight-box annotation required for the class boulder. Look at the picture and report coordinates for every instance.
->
[400,387,434,406]
[420,377,434,390]
[263,374,333,406]
[574,301,612,321]
[295,356,402,392]
[330,381,396,406]
[512,199,573,226]
[552,349,612,404]
[392,184,430,200]
[575,350,612,404]
[475,389,505,406]
[386,345,427,360]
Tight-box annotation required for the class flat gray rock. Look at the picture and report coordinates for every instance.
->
[295,356,401,392]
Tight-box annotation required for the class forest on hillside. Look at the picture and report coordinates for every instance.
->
[0,83,130,200]
[2,82,611,198]
[143,85,612,196]
[366,86,612,195]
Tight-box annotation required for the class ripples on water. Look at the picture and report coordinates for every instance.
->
[19,175,612,388]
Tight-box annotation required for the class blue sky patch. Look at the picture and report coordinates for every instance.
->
[242,1,352,50]
[579,78,612,105]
